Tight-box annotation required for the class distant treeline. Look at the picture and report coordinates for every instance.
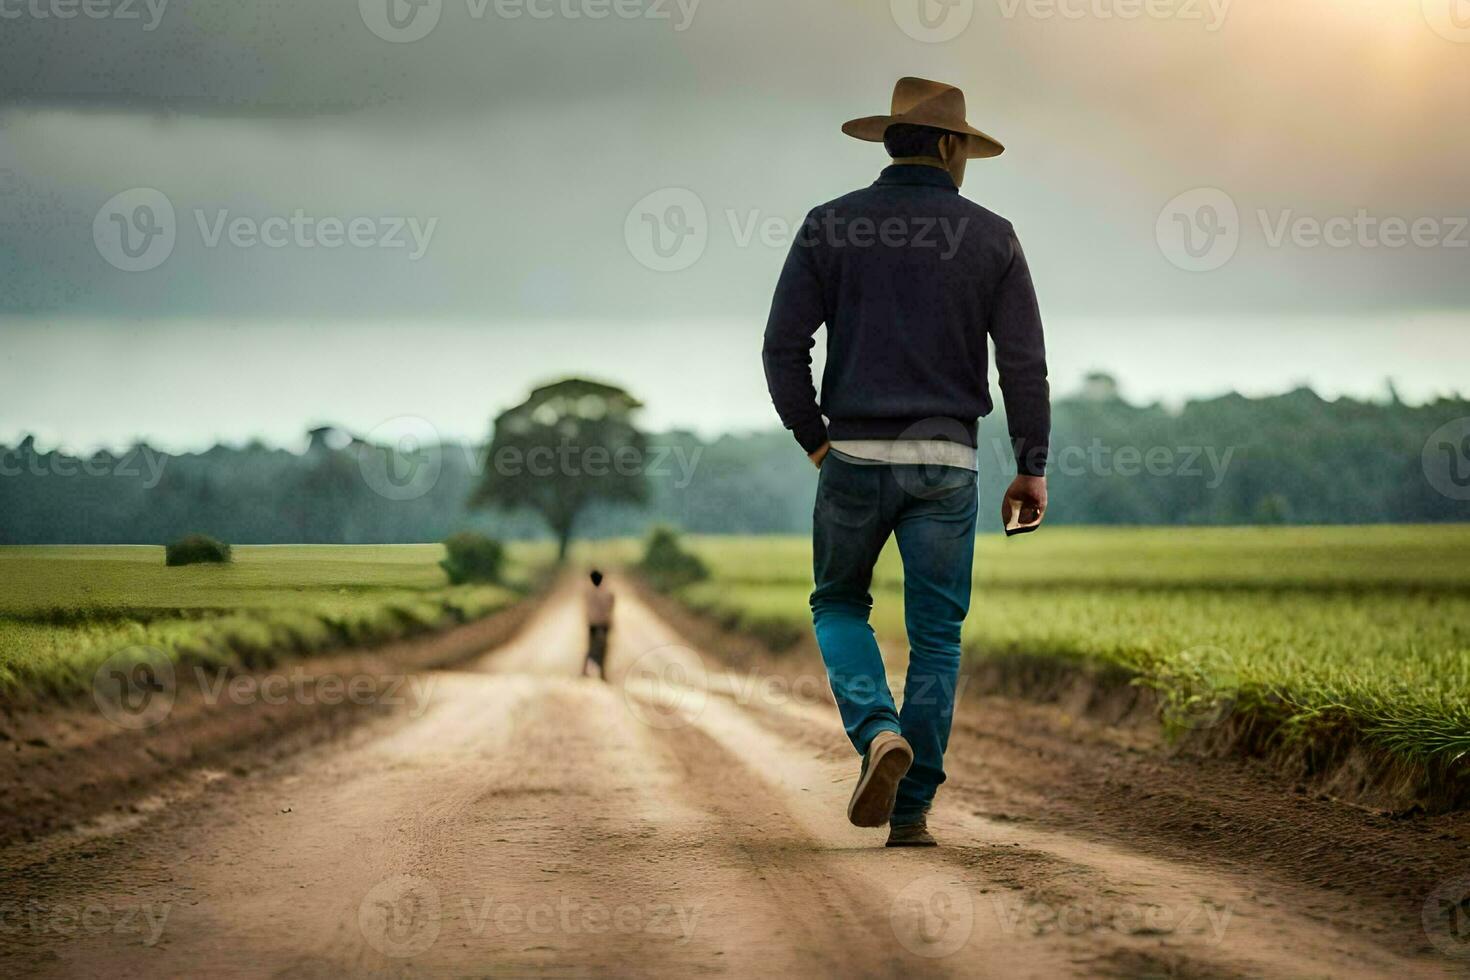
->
[3,385,1468,544]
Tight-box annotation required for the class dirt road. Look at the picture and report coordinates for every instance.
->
[1,582,1462,978]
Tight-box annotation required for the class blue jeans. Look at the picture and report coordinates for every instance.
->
[810,453,977,824]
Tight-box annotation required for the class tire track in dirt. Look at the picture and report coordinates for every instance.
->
[1,586,977,977]
[608,581,1460,979]
[0,578,1460,978]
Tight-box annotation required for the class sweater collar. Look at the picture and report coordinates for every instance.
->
[873,164,959,193]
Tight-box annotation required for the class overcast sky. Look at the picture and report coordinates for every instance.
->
[3,0,1468,450]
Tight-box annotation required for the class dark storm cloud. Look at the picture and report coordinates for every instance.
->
[2,0,1469,320]
[1,0,699,111]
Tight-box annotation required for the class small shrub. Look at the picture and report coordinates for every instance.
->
[742,615,806,653]
[638,526,709,591]
[165,534,232,567]
[440,532,506,585]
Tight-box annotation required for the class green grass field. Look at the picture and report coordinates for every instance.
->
[668,527,1470,765]
[0,544,550,699]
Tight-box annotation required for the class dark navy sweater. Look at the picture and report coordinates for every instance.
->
[761,164,1050,477]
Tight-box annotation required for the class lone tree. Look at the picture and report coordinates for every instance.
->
[472,379,650,561]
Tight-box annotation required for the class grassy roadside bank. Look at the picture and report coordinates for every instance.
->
[0,543,552,701]
[649,527,1470,808]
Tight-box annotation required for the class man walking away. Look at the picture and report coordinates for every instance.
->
[762,77,1051,847]
[584,569,615,681]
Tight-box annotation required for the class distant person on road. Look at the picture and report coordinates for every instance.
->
[762,77,1051,847]
[584,570,615,681]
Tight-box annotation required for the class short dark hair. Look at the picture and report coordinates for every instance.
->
[590,569,603,586]
[883,123,954,159]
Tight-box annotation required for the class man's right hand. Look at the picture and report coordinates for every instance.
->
[808,442,831,469]
[1001,474,1047,529]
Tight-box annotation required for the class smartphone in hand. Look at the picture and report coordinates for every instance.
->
[1004,500,1042,537]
